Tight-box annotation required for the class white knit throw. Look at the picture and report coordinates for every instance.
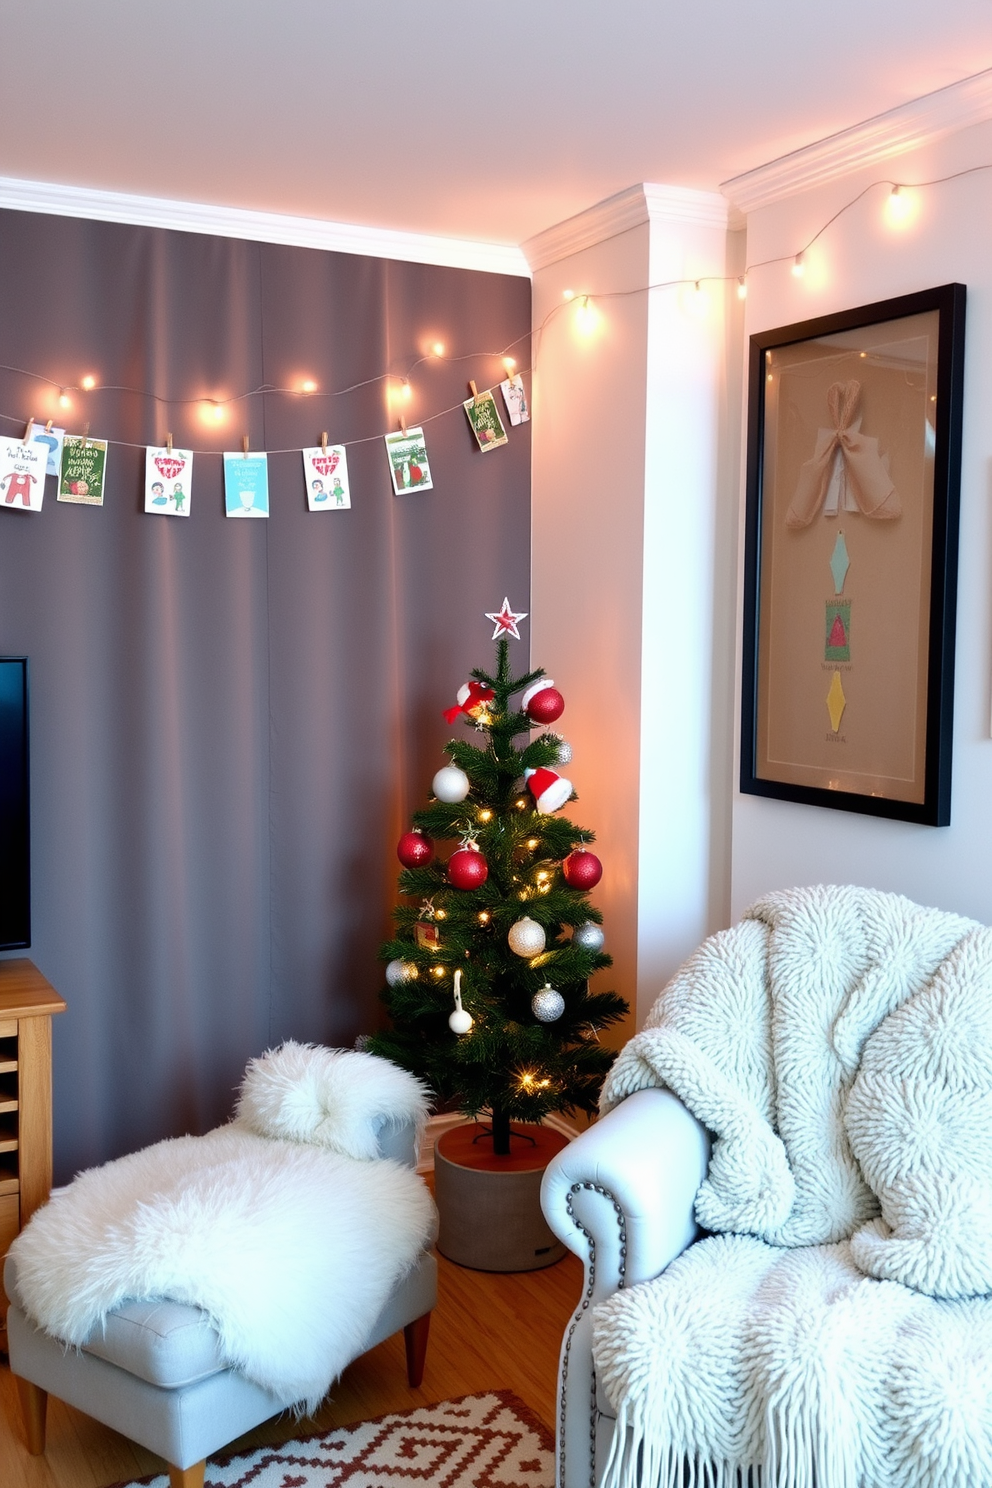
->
[592,886,992,1488]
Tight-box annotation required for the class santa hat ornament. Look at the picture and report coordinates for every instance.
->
[525,766,573,815]
[443,681,495,726]
[521,678,565,725]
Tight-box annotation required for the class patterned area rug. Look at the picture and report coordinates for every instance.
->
[113,1390,554,1488]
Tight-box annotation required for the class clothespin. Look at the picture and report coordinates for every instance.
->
[166,433,173,454]
[468,380,482,409]
[399,415,407,438]
[242,435,249,459]
[320,431,328,453]
[44,419,53,434]
[82,423,90,449]
[23,417,34,445]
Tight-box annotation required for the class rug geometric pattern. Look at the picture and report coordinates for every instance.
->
[111,1390,554,1488]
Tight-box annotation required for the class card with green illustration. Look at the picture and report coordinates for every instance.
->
[463,390,508,452]
[58,435,108,506]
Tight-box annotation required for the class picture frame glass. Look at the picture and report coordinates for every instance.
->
[757,310,938,805]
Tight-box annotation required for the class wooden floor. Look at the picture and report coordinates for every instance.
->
[0,1243,583,1488]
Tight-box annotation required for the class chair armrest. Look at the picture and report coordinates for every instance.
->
[541,1086,710,1295]
[373,1115,420,1168]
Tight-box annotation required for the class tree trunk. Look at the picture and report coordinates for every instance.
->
[490,1103,511,1156]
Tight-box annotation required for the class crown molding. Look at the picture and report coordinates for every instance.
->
[722,66,992,215]
[0,174,531,278]
[523,183,729,272]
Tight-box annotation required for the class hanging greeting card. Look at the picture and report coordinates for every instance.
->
[145,445,194,516]
[500,374,530,427]
[223,451,269,518]
[463,390,509,452]
[384,427,433,495]
[0,439,47,513]
[31,424,65,478]
[302,444,351,511]
[58,435,108,506]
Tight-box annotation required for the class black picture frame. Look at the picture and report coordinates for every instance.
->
[740,284,966,826]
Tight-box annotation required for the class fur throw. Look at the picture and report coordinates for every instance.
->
[10,1045,435,1412]
[594,886,992,1488]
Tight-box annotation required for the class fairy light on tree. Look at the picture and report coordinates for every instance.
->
[369,600,627,1156]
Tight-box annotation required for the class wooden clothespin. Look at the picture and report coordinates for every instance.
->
[242,435,250,459]
[23,417,34,445]
[399,415,407,438]
[468,380,482,409]
[44,419,53,433]
[320,431,328,453]
[166,433,173,454]
[82,423,90,449]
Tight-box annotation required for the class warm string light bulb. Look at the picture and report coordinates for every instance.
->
[57,389,71,409]
[431,341,445,357]
[80,375,97,391]
[502,356,516,378]
[401,379,412,401]
[792,253,806,279]
[885,185,917,229]
[737,277,748,300]
[300,379,318,394]
[573,294,599,336]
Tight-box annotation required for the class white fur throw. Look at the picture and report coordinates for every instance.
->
[594,886,992,1488]
[10,1045,435,1412]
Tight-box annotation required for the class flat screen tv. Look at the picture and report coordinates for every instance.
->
[0,658,30,950]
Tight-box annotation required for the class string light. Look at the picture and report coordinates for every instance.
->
[562,288,575,301]
[737,277,748,300]
[57,389,71,409]
[791,253,806,278]
[885,185,917,228]
[431,341,445,357]
[300,379,318,394]
[80,375,97,391]
[502,356,516,377]
[478,808,493,823]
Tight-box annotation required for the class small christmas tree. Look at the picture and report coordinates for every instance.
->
[368,600,629,1155]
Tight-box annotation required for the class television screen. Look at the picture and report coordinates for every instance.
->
[0,658,30,950]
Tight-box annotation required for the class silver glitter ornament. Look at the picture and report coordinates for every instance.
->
[385,958,418,987]
[555,738,573,766]
[572,921,605,953]
[532,983,565,1022]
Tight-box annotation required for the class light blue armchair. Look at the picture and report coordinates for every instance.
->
[540,1088,710,1488]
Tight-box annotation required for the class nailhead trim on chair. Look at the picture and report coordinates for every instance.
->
[559,1182,627,1488]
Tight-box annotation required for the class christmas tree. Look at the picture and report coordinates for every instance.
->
[368,600,629,1156]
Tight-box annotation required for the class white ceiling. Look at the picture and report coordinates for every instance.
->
[4,1,992,246]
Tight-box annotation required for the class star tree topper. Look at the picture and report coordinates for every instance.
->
[485,597,527,640]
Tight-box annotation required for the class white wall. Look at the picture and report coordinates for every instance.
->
[731,118,992,925]
[528,187,739,1028]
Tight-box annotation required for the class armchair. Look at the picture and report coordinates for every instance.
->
[541,886,992,1488]
[541,1088,709,1488]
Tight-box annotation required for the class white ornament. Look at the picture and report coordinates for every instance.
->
[433,764,470,802]
[448,968,474,1034]
[508,915,547,957]
[532,983,565,1022]
[554,738,573,766]
[386,958,417,987]
[572,921,605,953]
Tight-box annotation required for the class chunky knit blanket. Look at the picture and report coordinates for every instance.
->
[592,886,992,1488]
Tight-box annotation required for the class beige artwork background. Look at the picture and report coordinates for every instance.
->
[755,311,937,804]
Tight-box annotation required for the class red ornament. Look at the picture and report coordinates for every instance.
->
[397,831,434,868]
[447,846,489,890]
[527,687,565,724]
[563,849,602,889]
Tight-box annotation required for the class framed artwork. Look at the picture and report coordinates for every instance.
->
[740,284,966,825]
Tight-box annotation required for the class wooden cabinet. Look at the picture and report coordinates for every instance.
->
[0,959,66,1340]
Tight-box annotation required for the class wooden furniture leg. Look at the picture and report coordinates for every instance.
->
[168,1462,205,1488]
[403,1310,431,1388]
[15,1374,47,1453]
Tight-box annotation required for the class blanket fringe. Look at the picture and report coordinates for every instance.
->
[601,1406,749,1488]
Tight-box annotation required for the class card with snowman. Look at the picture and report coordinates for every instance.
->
[145,446,194,516]
[302,444,351,511]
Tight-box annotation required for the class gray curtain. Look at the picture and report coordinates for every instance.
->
[0,210,530,1180]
